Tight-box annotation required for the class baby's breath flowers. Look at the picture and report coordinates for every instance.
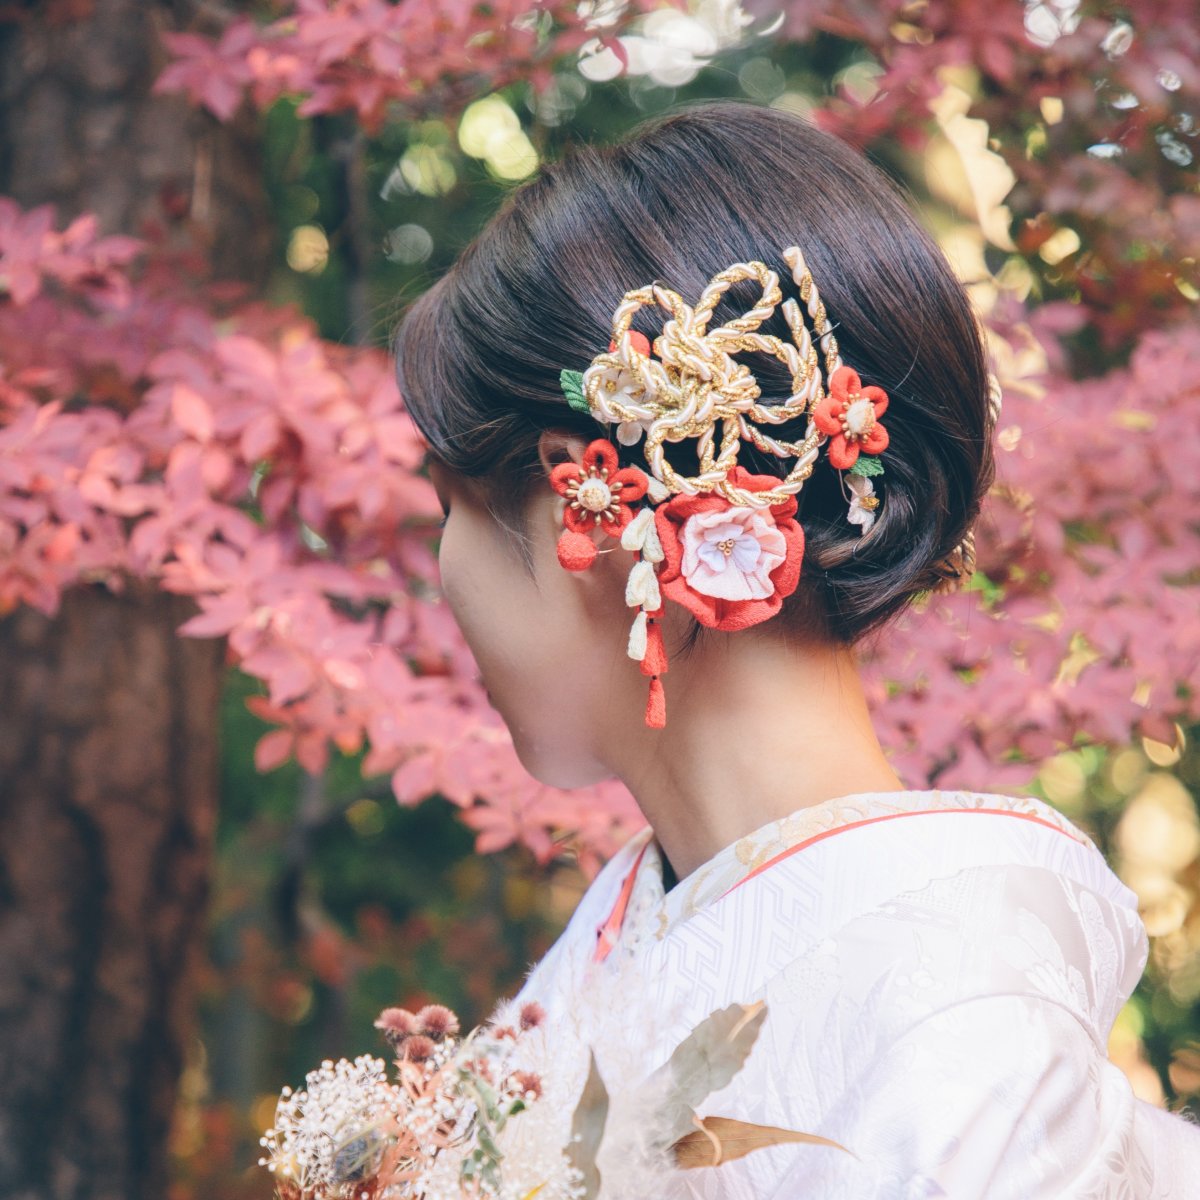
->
[259,1000,571,1200]
[258,1054,402,1200]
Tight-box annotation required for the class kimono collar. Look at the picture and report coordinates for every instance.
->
[594,787,1091,964]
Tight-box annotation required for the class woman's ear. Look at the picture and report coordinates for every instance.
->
[537,428,590,478]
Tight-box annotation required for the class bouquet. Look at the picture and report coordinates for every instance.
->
[258,987,848,1200]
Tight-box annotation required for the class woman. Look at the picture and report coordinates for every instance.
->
[393,98,1200,1197]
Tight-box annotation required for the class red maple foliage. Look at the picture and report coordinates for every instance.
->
[3,1,1197,865]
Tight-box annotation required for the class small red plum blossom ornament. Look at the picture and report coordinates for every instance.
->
[813,365,890,470]
[550,438,649,571]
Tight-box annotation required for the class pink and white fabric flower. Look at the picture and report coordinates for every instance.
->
[679,508,788,601]
[653,466,805,632]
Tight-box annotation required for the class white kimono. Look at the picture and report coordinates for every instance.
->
[505,788,1200,1198]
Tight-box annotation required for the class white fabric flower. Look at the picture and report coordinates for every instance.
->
[616,418,654,447]
[582,361,656,446]
[847,474,878,532]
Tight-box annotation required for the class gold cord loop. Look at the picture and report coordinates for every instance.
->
[582,249,842,508]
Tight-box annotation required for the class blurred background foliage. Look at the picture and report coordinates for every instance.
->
[155,25,1200,1193]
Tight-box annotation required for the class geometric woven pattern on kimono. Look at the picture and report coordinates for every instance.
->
[507,788,1200,1198]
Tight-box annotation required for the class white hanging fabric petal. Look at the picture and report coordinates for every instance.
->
[640,519,665,564]
[625,560,661,610]
[627,610,648,661]
[621,506,654,552]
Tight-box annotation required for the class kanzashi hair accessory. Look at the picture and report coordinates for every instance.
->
[557,244,892,729]
[550,438,649,571]
[813,365,890,470]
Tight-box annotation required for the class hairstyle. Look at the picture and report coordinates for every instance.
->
[393,97,994,646]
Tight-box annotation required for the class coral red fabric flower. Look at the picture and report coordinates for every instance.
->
[653,466,804,631]
[813,365,890,470]
[551,438,649,538]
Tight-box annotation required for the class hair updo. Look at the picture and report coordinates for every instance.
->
[393,97,995,647]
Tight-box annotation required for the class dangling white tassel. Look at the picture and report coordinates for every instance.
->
[620,506,665,565]
[640,519,664,564]
[644,566,662,610]
[625,559,661,610]
[621,506,654,552]
[627,609,648,661]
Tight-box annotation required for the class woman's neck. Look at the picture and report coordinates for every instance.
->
[611,627,907,882]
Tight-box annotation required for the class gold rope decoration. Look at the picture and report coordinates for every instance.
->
[579,246,841,509]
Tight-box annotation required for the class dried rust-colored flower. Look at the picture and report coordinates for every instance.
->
[415,1004,460,1040]
[518,1001,546,1031]
[397,1034,436,1063]
[374,1007,419,1054]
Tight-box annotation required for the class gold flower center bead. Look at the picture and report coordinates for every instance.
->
[841,396,876,441]
[717,537,736,557]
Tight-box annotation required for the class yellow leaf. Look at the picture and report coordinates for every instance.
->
[673,1115,853,1169]
[520,1186,547,1199]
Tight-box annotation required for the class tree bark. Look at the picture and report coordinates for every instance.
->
[0,0,271,283]
[0,3,270,1197]
[0,584,224,1200]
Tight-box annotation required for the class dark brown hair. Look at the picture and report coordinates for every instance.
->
[393,98,994,646]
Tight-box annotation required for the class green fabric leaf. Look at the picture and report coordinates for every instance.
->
[560,369,591,416]
[848,454,884,477]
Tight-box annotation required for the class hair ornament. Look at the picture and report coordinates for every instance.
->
[550,438,649,571]
[927,368,1001,594]
[556,245,891,730]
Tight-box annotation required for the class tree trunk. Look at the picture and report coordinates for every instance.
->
[0,585,224,1200]
[0,3,270,1197]
[0,0,271,283]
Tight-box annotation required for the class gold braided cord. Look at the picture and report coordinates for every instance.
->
[581,246,843,508]
[574,247,1001,594]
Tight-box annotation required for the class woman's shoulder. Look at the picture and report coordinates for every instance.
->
[791,848,1145,1045]
[931,786,1099,849]
[741,790,1148,1058]
[638,788,1145,1056]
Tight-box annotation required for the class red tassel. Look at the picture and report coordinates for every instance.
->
[645,676,666,728]
[640,620,668,677]
[557,529,597,571]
